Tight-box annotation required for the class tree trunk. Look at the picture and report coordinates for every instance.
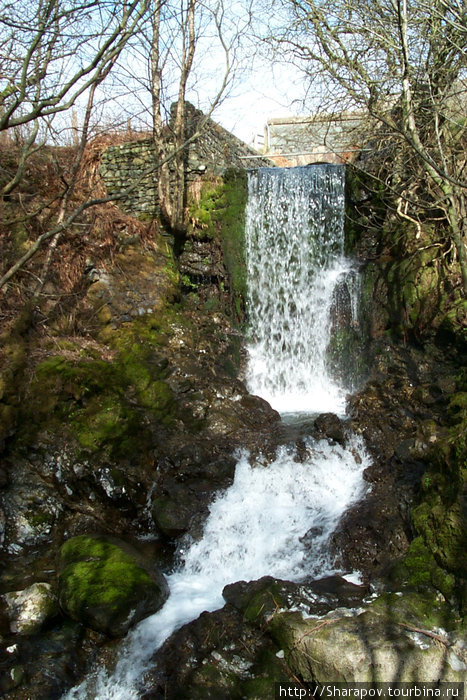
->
[168,0,196,233]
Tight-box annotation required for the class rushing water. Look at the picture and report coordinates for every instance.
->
[65,165,368,699]
[245,165,359,415]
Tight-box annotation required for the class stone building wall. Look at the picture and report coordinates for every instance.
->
[265,112,365,166]
[99,104,272,219]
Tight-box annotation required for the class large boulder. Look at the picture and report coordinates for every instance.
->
[269,592,466,683]
[58,535,169,637]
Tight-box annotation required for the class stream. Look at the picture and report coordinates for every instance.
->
[65,164,370,699]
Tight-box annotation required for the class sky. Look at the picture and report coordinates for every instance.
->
[191,59,308,147]
[212,65,306,146]
[48,3,309,149]
[171,2,309,149]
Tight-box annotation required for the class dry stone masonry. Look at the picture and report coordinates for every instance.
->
[99,104,272,219]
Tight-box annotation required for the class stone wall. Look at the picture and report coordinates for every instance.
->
[99,104,272,219]
[100,139,159,219]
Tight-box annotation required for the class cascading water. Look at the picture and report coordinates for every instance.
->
[65,165,369,700]
[245,165,359,415]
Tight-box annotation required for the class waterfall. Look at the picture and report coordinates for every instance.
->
[64,165,368,700]
[245,164,359,415]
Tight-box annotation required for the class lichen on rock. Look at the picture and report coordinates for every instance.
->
[269,591,465,684]
[2,582,58,635]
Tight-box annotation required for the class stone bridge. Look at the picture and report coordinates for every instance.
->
[261,111,365,166]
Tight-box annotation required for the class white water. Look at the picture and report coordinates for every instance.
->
[66,438,369,699]
[65,165,368,699]
[245,165,358,415]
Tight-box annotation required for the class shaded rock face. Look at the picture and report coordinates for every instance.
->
[138,578,465,697]
[331,339,466,587]
[140,605,290,699]
[270,591,466,684]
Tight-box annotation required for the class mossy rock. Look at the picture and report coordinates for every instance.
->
[58,535,169,637]
[176,662,242,700]
[389,537,457,603]
[151,492,201,538]
[404,394,467,611]
[187,169,248,322]
[223,577,289,624]
[20,317,179,453]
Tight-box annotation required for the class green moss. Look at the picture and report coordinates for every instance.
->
[390,378,466,613]
[216,169,248,312]
[390,536,457,601]
[138,379,175,424]
[59,536,160,626]
[268,611,304,654]
[21,317,179,453]
[72,395,133,451]
[327,326,368,390]
[25,508,55,528]
[369,589,457,630]
[187,170,248,322]
[347,175,463,341]
[184,662,240,699]
[243,585,287,624]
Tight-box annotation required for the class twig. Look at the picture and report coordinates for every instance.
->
[398,622,452,647]
[295,619,337,647]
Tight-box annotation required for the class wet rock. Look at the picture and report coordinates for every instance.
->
[313,413,346,445]
[2,582,58,635]
[331,489,412,579]
[0,619,99,700]
[223,575,369,624]
[151,449,238,540]
[151,490,202,538]
[338,340,462,582]
[141,605,289,699]
[169,445,236,484]
[58,535,169,637]
[0,465,63,555]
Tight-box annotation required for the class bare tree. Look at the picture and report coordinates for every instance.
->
[0,0,152,292]
[268,0,467,292]
[0,0,151,194]
[0,0,249,292]
[148,0,245,233]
